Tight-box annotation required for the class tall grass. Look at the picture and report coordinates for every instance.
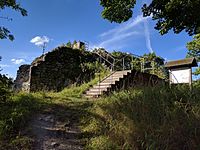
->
[83,85,200,149]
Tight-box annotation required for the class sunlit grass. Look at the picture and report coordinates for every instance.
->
[83,85,200,149]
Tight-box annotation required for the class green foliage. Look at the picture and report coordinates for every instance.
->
[143,0,200,35]
[0,93,42,140]
[187,34,200,75]
[66,41,72,48]
[100,0,200,35]
[193,67,200,76]
[143,52,164,66]
[0,57,13,103]
[83,85,200,149]
[111,51,133,70]
[187,34,200,61]
[0,74,13,104]
[87,136,118,150]
[0,0,27,40]
[100,0,136,23]
[142,53,166,78]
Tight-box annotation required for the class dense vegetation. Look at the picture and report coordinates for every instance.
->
[1,67,200,149]
[187,34,200,76]
[83,85,200,149]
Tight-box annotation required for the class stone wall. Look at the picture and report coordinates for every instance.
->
[14,46,96,92]
[14,65,31,92]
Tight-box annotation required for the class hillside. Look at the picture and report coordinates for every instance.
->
[1,78,200,149]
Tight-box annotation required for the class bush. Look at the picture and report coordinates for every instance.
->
[0,74,13,104]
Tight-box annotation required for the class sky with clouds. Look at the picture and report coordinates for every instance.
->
[0,0,194,78]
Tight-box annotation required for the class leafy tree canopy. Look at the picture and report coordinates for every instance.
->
[143,52,165,66]
[100,0,200,35]
[187,34,200,75]
[0,0,27,41]
[100,0,136,23]
[187,34,200,61]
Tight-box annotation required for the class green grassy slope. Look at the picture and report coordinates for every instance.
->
[1,78,200,149]
[83,85,200,149]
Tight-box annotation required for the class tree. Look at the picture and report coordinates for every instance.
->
[0,57,12,103]
[187,34,200,75]
[100,0,200,35]
[0,0,27,41]
[142,53,166,78]
[66,41,72,48]
[100,0,136,23]
[187,34,200,61]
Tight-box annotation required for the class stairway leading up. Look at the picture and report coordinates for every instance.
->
[85,70,132,98]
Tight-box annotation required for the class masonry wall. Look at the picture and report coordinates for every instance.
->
[15,46,96,92]
[29,47,96,92]
[14,65,31,92]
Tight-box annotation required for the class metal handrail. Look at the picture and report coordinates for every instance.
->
[93,51,116,71]
[94,52,113,66]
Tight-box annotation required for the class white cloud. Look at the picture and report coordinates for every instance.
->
[11,59,25,65]
[99,31,140,48]
[100,15,150,38]
[94,15,151,50]
[0,64,10,68]
[144,20,153,53]
[30,36,50,47]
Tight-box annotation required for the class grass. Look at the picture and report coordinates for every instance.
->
[0,92,45,149]
[1,72,200,150]
[0,71,109,149]
[82,85,200,150]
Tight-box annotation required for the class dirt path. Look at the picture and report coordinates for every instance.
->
[27,101,89,150]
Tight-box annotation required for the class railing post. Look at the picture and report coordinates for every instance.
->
[113,59,115,72]
[123,58,125,71]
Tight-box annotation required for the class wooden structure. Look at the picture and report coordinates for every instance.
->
[165,57,198,85]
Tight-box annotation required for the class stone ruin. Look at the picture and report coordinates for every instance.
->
[14,46,96,92]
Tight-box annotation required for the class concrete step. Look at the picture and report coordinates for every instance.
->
[113,70,131,75]
[102,79,120,83]
[89,88,108,92]
[97,82,113,86]
[105,76,122,80]
[100,81,116,84]
[86,91,102,95]
[84,94,99,98]
[93,85,111,89]
[85,70,132,98]
[115,70,131,73]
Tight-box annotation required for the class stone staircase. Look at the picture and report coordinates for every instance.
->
[85,70,132,98]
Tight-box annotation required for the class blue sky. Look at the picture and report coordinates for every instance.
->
[0,0,194,79]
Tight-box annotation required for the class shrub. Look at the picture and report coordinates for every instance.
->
[0,74,12,104]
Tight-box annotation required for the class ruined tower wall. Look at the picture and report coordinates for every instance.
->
[29,47,96,92]
[15,46,96,92]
